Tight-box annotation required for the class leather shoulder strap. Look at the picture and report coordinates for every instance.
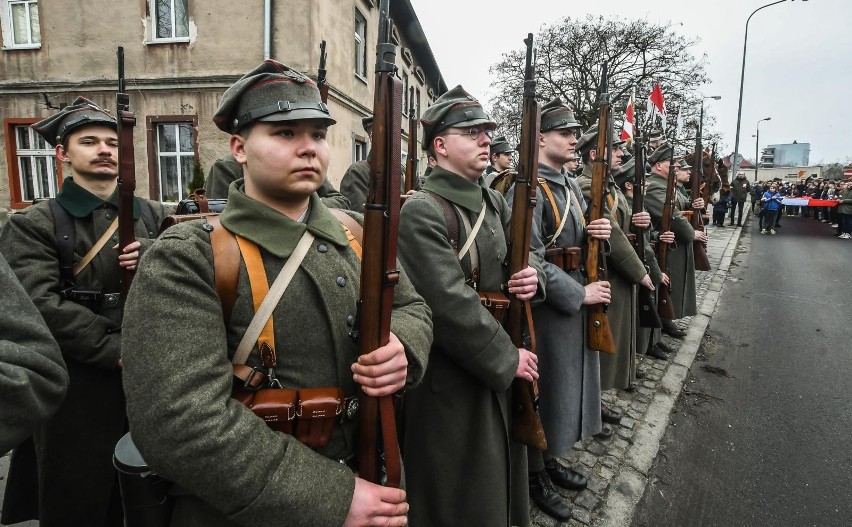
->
[329,208,363,259]
[425,191,460,254]
[49,199,76,287]
[207,216,240,324]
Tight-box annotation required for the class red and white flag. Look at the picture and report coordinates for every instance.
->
[645,83,667,132]
[621,88,635,143]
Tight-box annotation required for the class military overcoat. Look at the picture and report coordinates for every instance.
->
[0,178,168,526]
[645,174,697,319]
[508,163,602,454]
[397,166,541,527]
[339,155,419,213]
[122,184,432,527]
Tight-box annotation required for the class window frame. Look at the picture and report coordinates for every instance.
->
[1,0,41,50]
[147,0,190,44]
[4,117,63,209]
[354,8,368,81]
[145,115,199,203]
[353,134,368,164]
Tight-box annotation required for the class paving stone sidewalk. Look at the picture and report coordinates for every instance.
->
[530,219,746,527]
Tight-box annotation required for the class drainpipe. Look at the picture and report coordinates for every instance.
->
[263,0,272,60]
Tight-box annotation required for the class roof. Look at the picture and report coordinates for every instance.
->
[391,0,448,95]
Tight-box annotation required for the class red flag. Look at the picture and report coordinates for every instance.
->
[621,89,635,143]
[645,83,667,132]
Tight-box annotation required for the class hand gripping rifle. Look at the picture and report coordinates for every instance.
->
[116,47,137,299]
[630,114,663,329]
[655,148,677,320]
[317,40,329,104]
[583,65,617,355]
[355,0,403,488]
[506,33,547,451]
[404,87,418,194]
[689,127,712,271]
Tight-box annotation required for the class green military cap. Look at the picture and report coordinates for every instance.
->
[489,136,515,156]
[540,98,581,132]
[576,124,626,156]
[420,84,496,147]
[213,59,335,133]
[362,116,373,133]
[613,158,636,187]
[648,129,663,141]
[677,158,692,169]
[31,96,116,147]
[647,141,674,164]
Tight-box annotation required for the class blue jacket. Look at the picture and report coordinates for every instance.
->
[762,191,782,211]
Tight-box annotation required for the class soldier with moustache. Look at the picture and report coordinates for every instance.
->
[0,97,169,526]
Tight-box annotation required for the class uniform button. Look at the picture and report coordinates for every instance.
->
[112,236,119,243]
[336,277,346,287]
[201,223,214,232]
[104,213,112,220]
[317,243,328,253]
[346,315,355,327]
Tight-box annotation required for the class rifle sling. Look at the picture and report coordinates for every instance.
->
[72,218,119,276]
[538,179,571,247]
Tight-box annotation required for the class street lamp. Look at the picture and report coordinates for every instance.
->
[731,0,806,181]
[699,95,722,142]
[755,117,771,182]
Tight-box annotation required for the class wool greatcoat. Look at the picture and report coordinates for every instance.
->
[339,154,419,213]
[397,166,544,527]
[578,166,647,391]
[0,178,168,526]
[507,163,603,453]
[635,209,664,356]
[645,173,697,319]
[121,183,432,527]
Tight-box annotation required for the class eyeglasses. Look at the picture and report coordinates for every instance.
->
[443,127,493,140]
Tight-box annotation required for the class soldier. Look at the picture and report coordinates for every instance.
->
[397,85,541,527]
[120,59,432,526]
[508,98,612,521]
[204,151,350,208]
[484,135,515,188]
[0,96,169,526]
[647,129,663,152]
[644,143,703,337]
[576,126,655,397]
[0,252,67,455]
[729,171,752,226]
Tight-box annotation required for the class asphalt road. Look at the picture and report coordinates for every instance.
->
[632,213,852,527]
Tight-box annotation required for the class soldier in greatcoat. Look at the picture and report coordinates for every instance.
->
[396,85,542,527]
[0,97,169,526]
[645,143,703,330]
[120,60,432,527]
[507,98,612,521]
[484,135,515,188]
[576,127,655,394]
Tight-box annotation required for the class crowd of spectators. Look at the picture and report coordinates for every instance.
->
[749,177,852,238]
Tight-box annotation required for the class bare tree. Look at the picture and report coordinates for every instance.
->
[488,15,720,155]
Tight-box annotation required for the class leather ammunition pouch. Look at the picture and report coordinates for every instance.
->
[544,246,582,272]
[159,189,227,231]
[479,291,510,323]
[626,233,637,244]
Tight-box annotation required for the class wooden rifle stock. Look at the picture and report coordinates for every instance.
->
[584,65,616,354]
[317,40,329,105]
[656,151,676,320]
[116,47,137,299]
[506,33,546,451]
[630,118,662,329]
[689,128,711,271]
[355,0,403,488]
[405,86,418,194]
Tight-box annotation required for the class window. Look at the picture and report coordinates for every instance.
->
[353,136,368,163]
[4,118,62,209]
[1,0,41,49]
[354,10,367,79]
[402,72,410,115]
[415,87,422,119]
[150,0,189,42]
[145,116,198,203]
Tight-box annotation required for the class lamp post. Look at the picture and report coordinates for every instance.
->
[731,0,806,181]
[755,117,771,182]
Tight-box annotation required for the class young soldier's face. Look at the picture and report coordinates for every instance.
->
[56,125,119,180]
[676,167,690,183]
[540,128,579,166]
[232,119,329,201]
[492,151,513,171]
[434,126,492,181]
[608,145,624,172]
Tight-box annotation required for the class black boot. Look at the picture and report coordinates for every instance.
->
[544,458,588,490]
[529,470,572,521]
[661,319,686,338]
[646,343,669,360]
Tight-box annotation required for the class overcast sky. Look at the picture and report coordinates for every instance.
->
[408,0,850,165]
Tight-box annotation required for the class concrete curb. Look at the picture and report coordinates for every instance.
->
[597,224,744,527]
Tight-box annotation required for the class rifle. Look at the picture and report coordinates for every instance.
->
[355,0,403,488]
[116,46,137,299]
[583,64,617,355]
[506,33,546,451]
[317,40,329,104]
[630,114,662,329]
[689,127,711,271]
[405,86,418,194]
[656,148,677,320]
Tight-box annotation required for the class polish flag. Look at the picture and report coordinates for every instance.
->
[645,83,667,132]
[621,89,635,143]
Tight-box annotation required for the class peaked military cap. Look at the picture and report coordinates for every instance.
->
[647,141,674,164]
[213,59,335,133]
[489,136,514,156]
[576,124,626,156]
[420,84,496,147]
[648,129,663,141]
[613,158,636,186]
[677,158,692,169]
[362,116,373,133]
[31,96,116,147]
[540,98,581,132]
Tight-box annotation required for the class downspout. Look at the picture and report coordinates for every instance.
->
[263,0,272,60]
